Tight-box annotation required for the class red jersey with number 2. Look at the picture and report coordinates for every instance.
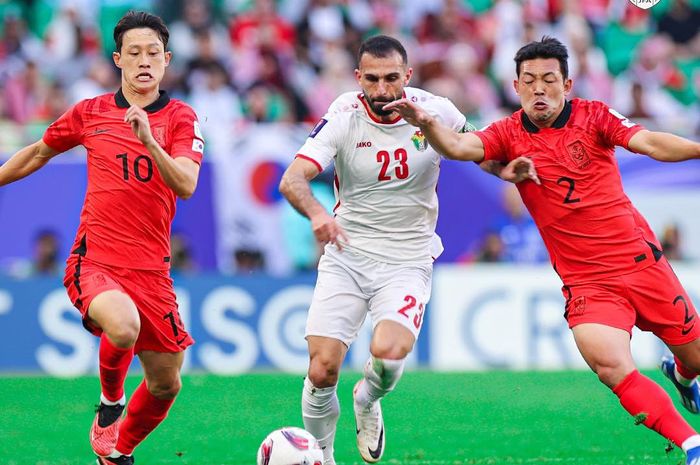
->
[475,98,656,285]
[43,90,204,270]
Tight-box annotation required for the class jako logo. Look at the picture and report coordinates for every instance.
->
[356,141,372,148]
[628,0,660,9]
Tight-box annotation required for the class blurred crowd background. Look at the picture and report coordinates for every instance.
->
[0,0,698,276]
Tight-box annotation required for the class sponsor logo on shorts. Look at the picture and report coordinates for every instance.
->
[568,296,586,317]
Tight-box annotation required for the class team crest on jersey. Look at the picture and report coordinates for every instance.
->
[411,130,428,152]
[566,141,590,169]
[628,0,660,9]
[153,126,166,147]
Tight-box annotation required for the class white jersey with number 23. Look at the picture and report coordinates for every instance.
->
[296,87,467,264]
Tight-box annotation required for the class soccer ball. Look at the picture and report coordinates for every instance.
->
[256,427,324,465]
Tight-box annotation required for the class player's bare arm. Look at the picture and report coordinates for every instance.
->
[480,157,541,185]
[0,140,61,186]
[124,104,199,199]
[383,98,486,162]
[628,130,700,162]
[279,157,349,250]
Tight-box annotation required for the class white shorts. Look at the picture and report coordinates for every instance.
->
[306,245,433,346]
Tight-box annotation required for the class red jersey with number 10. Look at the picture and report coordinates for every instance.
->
[43,90,204,270]
[475,98,658,285]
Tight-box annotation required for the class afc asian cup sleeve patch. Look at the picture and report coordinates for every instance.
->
[309,118,328,138]
[192,139,204,153]
[193,120,204,140]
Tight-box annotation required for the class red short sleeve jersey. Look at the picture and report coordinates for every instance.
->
[473,99,656,285]
[43,90,204,270]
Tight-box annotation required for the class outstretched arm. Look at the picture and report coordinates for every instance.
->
[383,98,486,162]
[628,130,700,162]
[0,140,61,187]
[279,157,348,250]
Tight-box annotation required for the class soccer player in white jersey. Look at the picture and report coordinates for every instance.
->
[279,35,531,464]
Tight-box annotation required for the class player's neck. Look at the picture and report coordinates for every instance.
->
[119,85,161,109]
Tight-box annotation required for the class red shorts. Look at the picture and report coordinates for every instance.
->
[563,258,700,345]
[64,254,193,353]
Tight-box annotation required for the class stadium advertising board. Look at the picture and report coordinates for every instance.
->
[0,274,418,376]
[430,264,700,370]
[1,264,697,375]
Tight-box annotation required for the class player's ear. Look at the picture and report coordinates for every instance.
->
[164,51,172,67]
[512,78,520,96]
[113,51,122,69]
[404,67,413,85]
[563,77,573,96]
[354,68,361,84]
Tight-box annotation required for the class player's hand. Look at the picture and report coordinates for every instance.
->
[124,105,156,147]
[501,156,541,185]
[311,211,349,251]
[382,98,434,128]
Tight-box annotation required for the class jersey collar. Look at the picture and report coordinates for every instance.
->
[115,88,170,113]
[521,100,572,133]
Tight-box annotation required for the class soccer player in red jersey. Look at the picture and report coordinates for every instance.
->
[0,11,204,465]
[386,36,700,464]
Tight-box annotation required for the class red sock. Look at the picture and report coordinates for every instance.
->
[116,380,175,454]
[613,370,697,447]
[99,334,133,402]
[675,356,698,381]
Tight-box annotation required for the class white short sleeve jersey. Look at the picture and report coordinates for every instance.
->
[296,87,467,264]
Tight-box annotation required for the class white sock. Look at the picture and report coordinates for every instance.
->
[100,393,126,406]
[682,435,700,452]
[301,377,339,463]
[676,367,697,387]
[108,449,129,458]
[354,356,405,409]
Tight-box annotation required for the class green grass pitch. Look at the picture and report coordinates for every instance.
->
[0,370,692,465]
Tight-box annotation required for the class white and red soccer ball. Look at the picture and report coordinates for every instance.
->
[257,427,324,465]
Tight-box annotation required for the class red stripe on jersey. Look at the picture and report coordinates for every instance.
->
[295,154,322,173]
[333,173,340,212]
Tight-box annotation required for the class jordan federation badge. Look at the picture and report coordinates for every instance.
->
[628,0,660,9]
[411,130,428,152]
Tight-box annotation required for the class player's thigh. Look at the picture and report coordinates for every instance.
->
[305,252,369,347]
[64,255,139,340]
[571,323,635,386]
[127,270,194,354]
[625,259,700,346]
[138,350,185,399]
[368,263,432,346]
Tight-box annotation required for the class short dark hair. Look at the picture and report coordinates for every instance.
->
[357,35,407,65]
[113,11,169,52]
[514,36,569,80]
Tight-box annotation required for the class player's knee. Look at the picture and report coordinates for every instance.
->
[107,321,140,348]
[370,338,413,360]
[595,364,630,388]
[148,377,182,400]
[307,357,341,388]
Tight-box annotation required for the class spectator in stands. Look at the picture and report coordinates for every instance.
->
[661,223,684,261]
[32,229,61,276]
